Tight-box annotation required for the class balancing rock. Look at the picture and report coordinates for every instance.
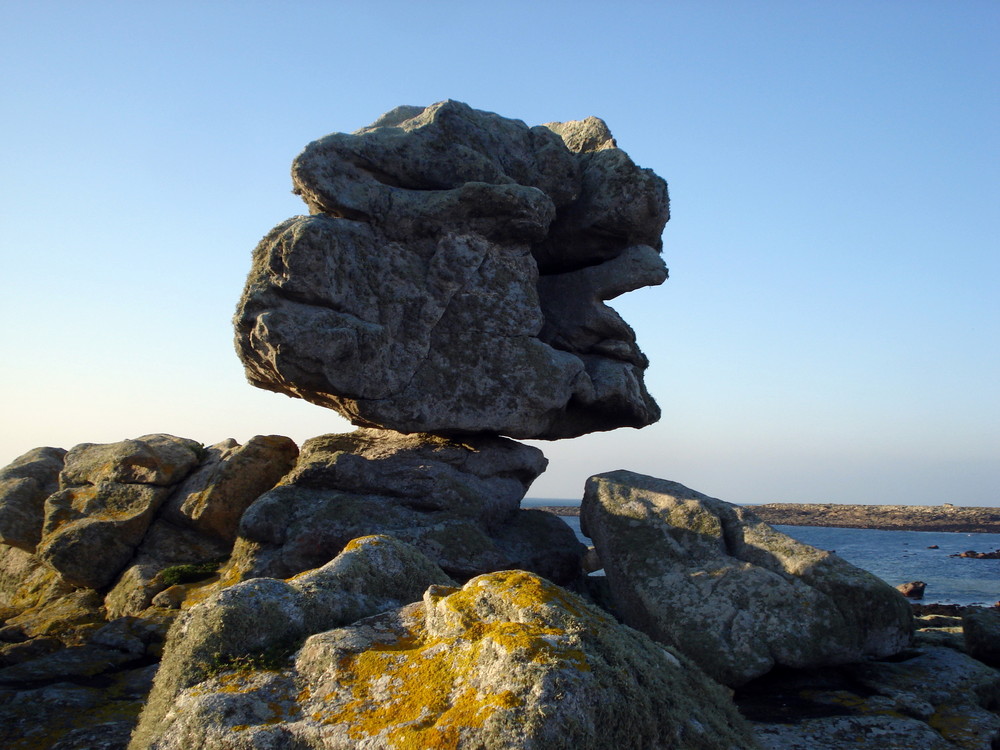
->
[234,100,669,439]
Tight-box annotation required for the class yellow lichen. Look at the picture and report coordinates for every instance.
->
[303,572,595,749]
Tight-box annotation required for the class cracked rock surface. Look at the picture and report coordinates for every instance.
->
[234,100,669,439]
[581,470,914,687]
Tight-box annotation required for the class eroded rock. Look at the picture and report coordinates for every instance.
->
[581,470,913,686]
[132,568,758,750]
[130,535,455,750]
[0,447,67,553]
[234,100,669,439]
[229,429,584,584]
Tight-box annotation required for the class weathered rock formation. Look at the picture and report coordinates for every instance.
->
[234,100,669,439]
[134,552,757,750]
[581,470,913,686]
[227,429,584,585]
[6,102,993,750]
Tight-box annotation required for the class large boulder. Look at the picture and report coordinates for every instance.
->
[0,447,66,552]
[964,608,1000,667]
[234,100,669,439]
[131,567,759,750]
[229,429,585,584]
[33,435,203,590]
[129,535,456,750]
[581,470,913,686]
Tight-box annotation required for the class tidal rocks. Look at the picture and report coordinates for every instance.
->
[898,580,927,599]
[133,568,758,750]
[234,100,669,439]
[581,470,913,686]
[229,429,584,584]
[745,643,1000,749]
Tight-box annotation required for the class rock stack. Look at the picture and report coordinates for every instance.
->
[1,102,991,750]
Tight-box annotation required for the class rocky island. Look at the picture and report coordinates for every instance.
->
[1,101,998,749]
[538,501,1000,533]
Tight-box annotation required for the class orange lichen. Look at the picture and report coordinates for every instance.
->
[304,571,595,749]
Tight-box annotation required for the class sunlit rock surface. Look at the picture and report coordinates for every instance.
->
[132,567,758,750]
[234,100,669,439]
[582,470,913,686]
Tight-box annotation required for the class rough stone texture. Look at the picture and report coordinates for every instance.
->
[34,435,202,589]
[744,643,1000,750]
[59,434,202,487]
[964,608,1000,667]
[230,429,585,584]
[581,470,913,686]
[130,535,456,750]
[132,569,758,750]
[0,447,66,552]
[234,100,669,439]
[160,435,298,542]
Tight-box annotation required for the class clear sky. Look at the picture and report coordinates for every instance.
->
[2,1,997,505]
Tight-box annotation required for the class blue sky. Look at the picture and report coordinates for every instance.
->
[1,1,997,505]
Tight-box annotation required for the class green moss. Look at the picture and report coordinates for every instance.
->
[159,561,224,587]
[204,636,304,677]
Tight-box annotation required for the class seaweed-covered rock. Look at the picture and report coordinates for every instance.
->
[132,569,758,750]
[234,100,669,439]
[581,470,913,686]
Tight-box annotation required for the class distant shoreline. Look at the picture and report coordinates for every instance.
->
[532,503,1000,534]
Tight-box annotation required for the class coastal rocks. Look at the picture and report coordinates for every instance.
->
[130,535,456,750]
[964,609,1000,667]
[0,447,66,552]
[234,100,669,440]
[581,470,913,686]
[133,568,758,750]
[160,435,298,542]
[229,430,584,584]
[898,580,927,599]
[952,549,1000,559]
[35,435,203,589]
[744,645,1000,750]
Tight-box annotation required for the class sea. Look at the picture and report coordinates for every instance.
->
[524,499,1000,607]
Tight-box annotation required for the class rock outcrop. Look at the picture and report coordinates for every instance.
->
[227,429,584,585]
[234,100,669,439]
[581,470,913,686]
[745,644,1000,750]
[133,566,758,750]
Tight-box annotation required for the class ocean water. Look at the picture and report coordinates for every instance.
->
[524,499,1000,606]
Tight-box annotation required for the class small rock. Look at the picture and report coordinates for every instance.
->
[897,581,926,599]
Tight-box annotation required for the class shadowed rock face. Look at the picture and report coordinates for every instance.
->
[234,100,669,439]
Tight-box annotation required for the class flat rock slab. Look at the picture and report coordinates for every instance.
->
[581,470,913,686]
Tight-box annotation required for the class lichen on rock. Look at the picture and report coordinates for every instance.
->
[133,569,759,750]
